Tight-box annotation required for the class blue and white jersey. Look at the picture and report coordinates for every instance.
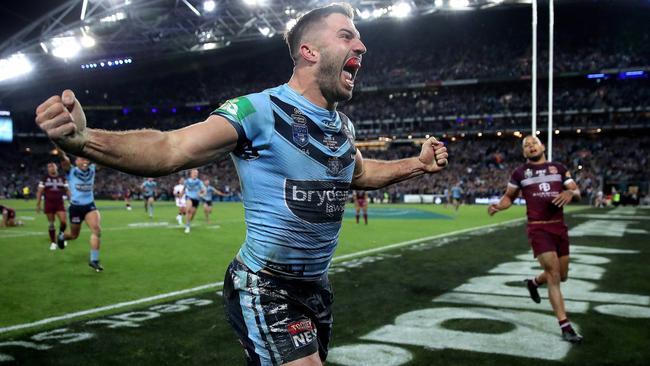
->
[68,164,96,205]
[451,185,463,199]
[212,83,357,278]
[184,178,205,200]
[142,180,157,196]
[204,185,218,202]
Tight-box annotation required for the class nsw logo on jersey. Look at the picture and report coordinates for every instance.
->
[285,179,349,223]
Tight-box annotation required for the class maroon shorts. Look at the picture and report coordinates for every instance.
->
[527,222,570,258]
[355,199,367,207]
[44,200,65,214]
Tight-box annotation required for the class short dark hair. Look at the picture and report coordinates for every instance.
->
[284,3,355,62]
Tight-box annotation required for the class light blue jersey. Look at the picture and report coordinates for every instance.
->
[204,185,217,202]
[212,84,357,277]
[184,178,205,200]
[451,186,463,199]
[142,180,157,196]
[68,164,96,205]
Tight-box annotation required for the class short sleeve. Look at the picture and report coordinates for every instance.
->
[508,169,521,189]
[211,92,274,151]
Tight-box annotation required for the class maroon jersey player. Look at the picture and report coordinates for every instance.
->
[353,190,368,225]
[488,135,583,344]
[36,162,70,250]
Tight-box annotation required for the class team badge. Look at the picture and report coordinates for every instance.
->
[524,169,533,178]
[327,157,341,176]
[548,166,558,174]
[292,123,309,147]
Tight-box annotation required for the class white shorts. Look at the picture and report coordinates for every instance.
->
[175,197,186,208]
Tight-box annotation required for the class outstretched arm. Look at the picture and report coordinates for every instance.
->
[36,90,238,177]
[488,185,520,216]
[351,137,448,190]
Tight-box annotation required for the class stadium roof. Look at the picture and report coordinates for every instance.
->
[1,0,542,82]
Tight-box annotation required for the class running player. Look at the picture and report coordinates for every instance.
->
[36,162,70,250]
[35,4,449,363]
[451,181,463,211]
[202,178,226,224]
[141,178,157,218]
[124,185,133,210]
[173,177,186,225]
[0,204,22,227]
[353,190,368,224]
[183,170,205,233]
[58,151,104,272]
[488,135,582,343]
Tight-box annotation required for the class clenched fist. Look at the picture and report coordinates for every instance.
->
[419,137,448,173]
[35,90,87,154]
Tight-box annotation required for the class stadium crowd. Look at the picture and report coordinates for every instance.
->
[2,134,647,206]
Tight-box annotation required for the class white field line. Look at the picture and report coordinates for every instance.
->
[0,217,527,335]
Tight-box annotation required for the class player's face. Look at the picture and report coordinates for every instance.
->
[203,179,209,185]
[75,157,90,170]
[47,163,58,176]
[191,170,198,179]
[179,178,185,185]
[522,137,545,161]
[314,13,366,103]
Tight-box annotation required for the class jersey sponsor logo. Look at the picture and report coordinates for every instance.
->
[536,169,547,176]
[285,179,349,223]
[288,319,317,349]
[539,182,551,192]
[548,166,558,174]
[75,183,93,192]
[292,123,309,147]
[214,97,256,122]
[291,108,306,124]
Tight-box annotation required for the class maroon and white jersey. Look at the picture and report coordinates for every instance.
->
[509,162,574,222]
[39,175,68,204]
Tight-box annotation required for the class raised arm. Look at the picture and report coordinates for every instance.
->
[58,149,72,173]
[488,185,520,216]
[36,90,238,177]
[351,137,448,190]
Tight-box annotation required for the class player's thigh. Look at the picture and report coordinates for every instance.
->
[85,210,101,232]
[559,255,570,280]
[537,251,561,275]
[56,210,67,223]
[282,352,322,366]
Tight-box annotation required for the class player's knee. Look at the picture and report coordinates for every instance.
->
[546,270,561,284]
[560,273,569,282]
[48,223,55,230]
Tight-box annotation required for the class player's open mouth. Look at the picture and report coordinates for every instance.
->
[342,56,361,88]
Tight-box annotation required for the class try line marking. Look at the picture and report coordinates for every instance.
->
[0,217,525,335]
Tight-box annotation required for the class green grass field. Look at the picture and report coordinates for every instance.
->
[1,199,648,365]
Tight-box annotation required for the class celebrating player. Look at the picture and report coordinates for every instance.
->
[36,162,70,250]
[488,135,582,343]
[141,177,157,218]
[58,151,104,272]
[353,190,368,224]
[34,3,449,363]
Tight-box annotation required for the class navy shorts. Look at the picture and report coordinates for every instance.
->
[188,198,200,208]
[203,199,212,206]
[69,203,97,224]
[144,194,154,200]
[223,259,333,365]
